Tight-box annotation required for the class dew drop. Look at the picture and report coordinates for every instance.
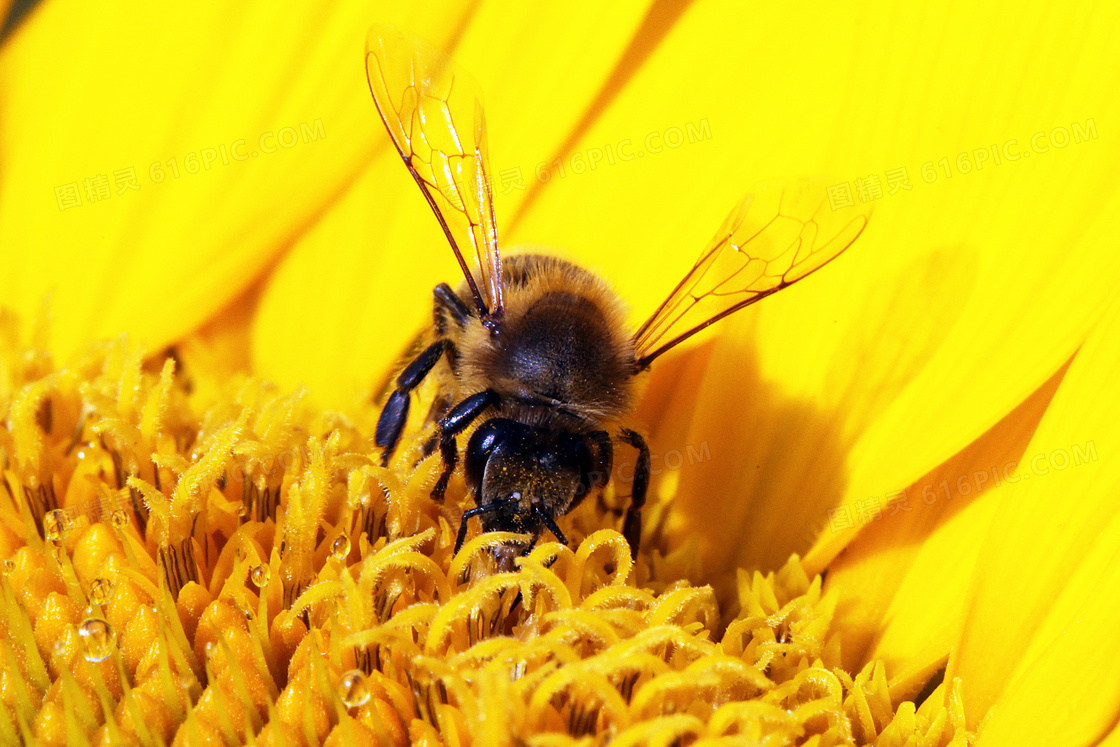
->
[331,534,351,560]
[339,670,370,708]
[237,503,249,518]
[78,618,116,662]
[88,577,114,606]
[110,509,129,528]
[2,559,14,575]
[249,564,271,588]
[43,509,68,541]
[48,543,65,564]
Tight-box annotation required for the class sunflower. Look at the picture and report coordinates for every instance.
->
[1,0,1119,745]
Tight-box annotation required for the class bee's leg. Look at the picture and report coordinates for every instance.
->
[375,339,450,467]
[431,389,501,501]
[414,395,452,467]
[455,500,505,553]
[396,284,472,468]
[433,282,471,333]
[619,429,650,559]
[418,433,440,463]
[588,430,613,491]
[573,430,612,517]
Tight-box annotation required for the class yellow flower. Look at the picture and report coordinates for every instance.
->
[2,0,1119,745]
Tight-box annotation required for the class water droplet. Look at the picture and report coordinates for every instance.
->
[237,503,249,518]
[2,559,14,575]
[78,618,116,662]
[331,534,351,560]
[48,544,65,563]
[204,641,217,658]
[43,509,68,541]
[88,577,114,606]
[249,564,270,588]
[110,509,129,528]
[339,670,370,708]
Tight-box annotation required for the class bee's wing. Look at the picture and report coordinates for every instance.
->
[633,178,871,368]
[365,24,503,317]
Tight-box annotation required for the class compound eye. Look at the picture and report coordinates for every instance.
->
[471,420,503,453]
[465,420,506,486]
[557,433,593,473]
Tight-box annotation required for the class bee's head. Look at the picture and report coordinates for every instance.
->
[462,419,595,551]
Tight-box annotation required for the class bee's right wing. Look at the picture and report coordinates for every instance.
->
[633,178,871,368]
[365,24,503,318]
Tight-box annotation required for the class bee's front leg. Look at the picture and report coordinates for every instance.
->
[431,389,501,501]
[375,339,452,467]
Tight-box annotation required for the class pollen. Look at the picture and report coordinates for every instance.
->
[0,319,974,746]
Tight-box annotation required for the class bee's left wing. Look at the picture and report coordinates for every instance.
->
[633,178,871,368]
[365,24,503,318]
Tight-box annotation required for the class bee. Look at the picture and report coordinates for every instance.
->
[365,25,871,560]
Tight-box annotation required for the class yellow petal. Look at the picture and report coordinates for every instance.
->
[973,506,1120,745]
[1094,722,1120,747]
[796,1,1120,569]
[950,296,1120,727]
[252,150,438,405]
[825,363,1066,677]
[0,3,20,40]
[662,246,980,579]
[0,0,418,361]
[175,280,262,400]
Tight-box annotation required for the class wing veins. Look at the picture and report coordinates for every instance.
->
[367,51,487,312]
[364,26,503,319]
[635,210,783,350]
[632,181,870,369]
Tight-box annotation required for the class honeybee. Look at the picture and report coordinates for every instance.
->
[365,25,871,560]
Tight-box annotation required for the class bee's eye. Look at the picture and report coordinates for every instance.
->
[471,421,504,455]
[465,419,515,487]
